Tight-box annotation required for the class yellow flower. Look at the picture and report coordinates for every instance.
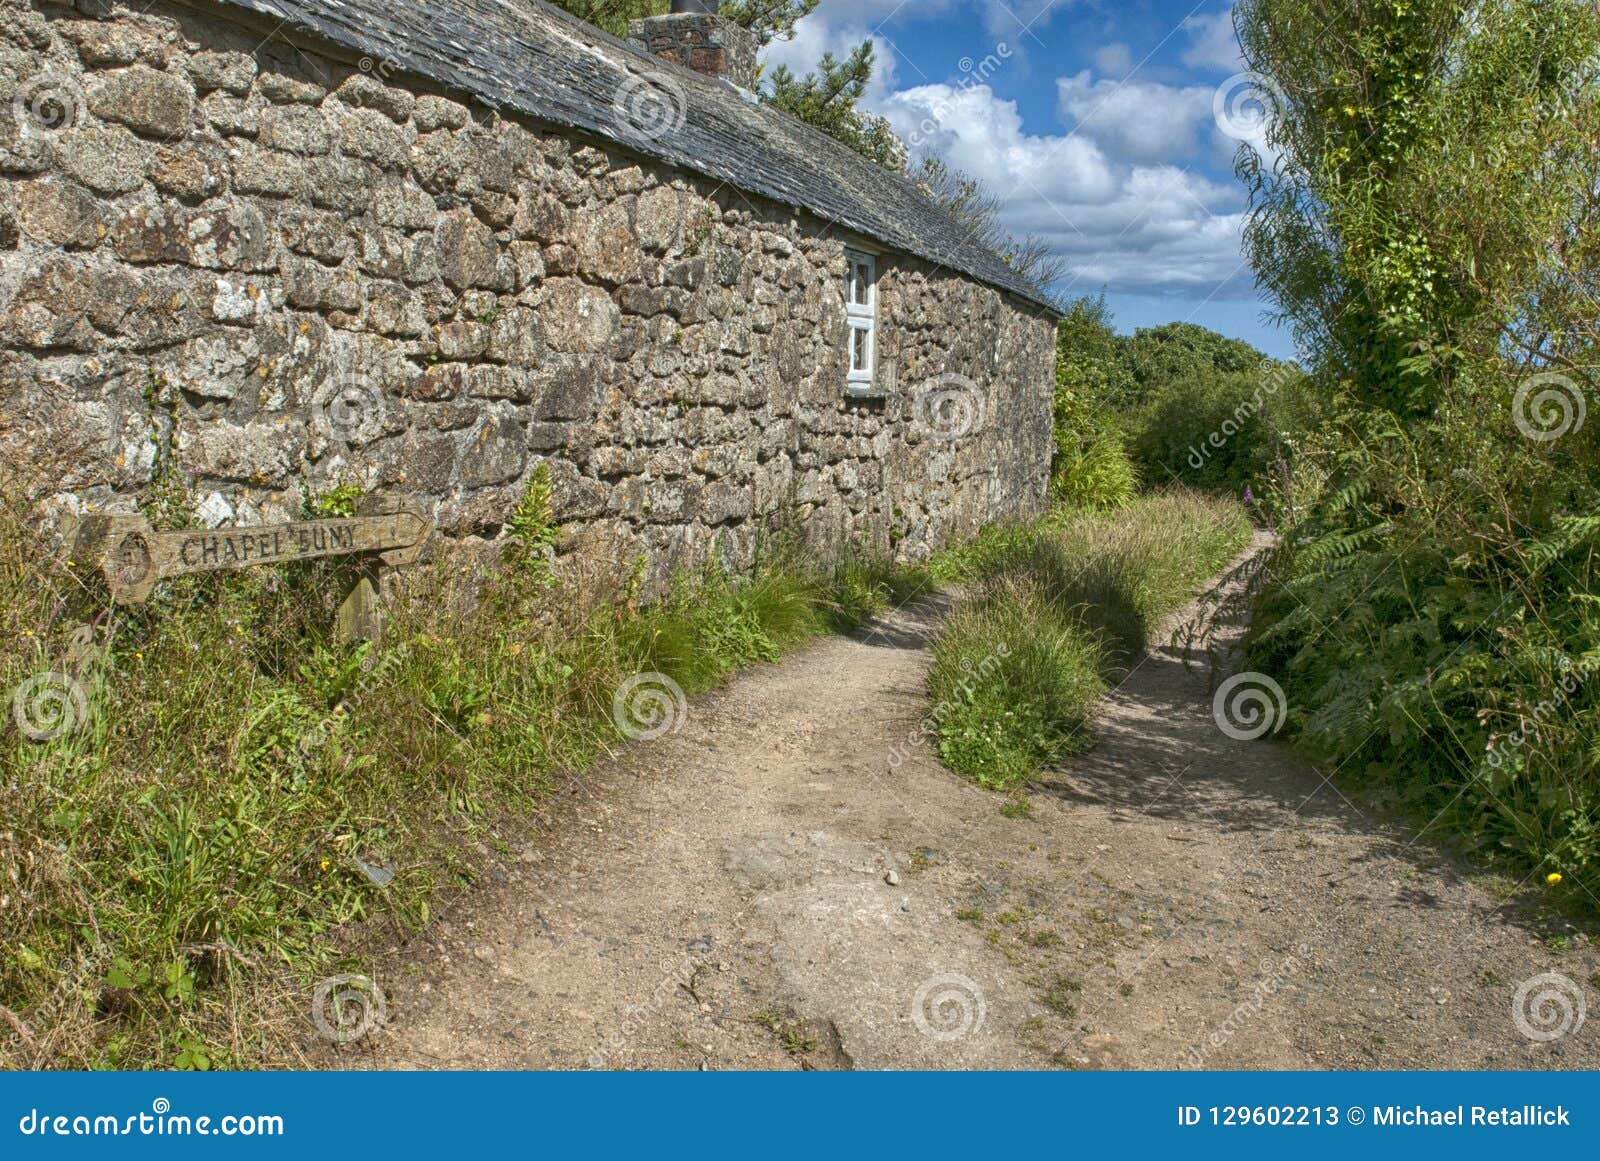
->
[320,858,332,872]
[1547,872,1563,886]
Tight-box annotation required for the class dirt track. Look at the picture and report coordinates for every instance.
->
[337,547,1599,1070]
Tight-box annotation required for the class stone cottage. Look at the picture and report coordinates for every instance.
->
[0,0,1059,582]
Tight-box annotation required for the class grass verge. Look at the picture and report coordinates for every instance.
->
[926,493,1252,790]
[0,466,931,1070]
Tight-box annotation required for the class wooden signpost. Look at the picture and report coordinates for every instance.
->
[67,496,432,642]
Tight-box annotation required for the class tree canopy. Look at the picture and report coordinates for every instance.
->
[542,1,905,169]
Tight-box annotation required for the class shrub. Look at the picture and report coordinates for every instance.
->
[928,494,1252,790]
[822,551,936,632]
[928,580,1105,790]
[1233,0,1600,905]
[1052,436,1137,510]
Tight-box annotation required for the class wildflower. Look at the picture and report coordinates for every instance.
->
[1547,872,1563,886]
[1243,485,1256,504]
[320,858,332,872]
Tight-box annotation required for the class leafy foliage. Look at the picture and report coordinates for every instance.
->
[542,0,907,168]
[1235,0,1600,899]
[1050,296,1310,500]
[764,41,907,170]
[1051,433,1137,511]
[1050,295,1138,505]
[540,0,663,39]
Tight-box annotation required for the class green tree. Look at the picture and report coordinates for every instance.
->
[1121,322,1265,394]
[1237,0,1599,416]
[719,0,819,44]
[765,41,906,170]
[1054,294,1132,413]
[545,1,905,169]
[545,0,663,39]
[1236,0,1600,894]
[543,1,817,44]
[1048,295,1138,506]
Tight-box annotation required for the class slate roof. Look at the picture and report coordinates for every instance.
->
[206,0,1058,313]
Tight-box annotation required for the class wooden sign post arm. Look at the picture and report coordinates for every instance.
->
[68,497,433,644]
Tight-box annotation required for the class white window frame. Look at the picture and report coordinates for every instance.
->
[844,248,878,395]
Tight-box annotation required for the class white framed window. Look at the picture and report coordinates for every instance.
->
[844,248,877,394]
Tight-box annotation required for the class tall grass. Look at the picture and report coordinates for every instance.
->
[0,465,930,1070]
[927,494,1252,790]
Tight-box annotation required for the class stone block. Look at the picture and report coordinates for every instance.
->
[87,65,194,138]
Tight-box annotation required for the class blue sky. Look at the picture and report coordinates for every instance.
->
[762,0,1295,358]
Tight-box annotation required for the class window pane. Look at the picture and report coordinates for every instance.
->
[851,326,869,371]
[853,262,871,305]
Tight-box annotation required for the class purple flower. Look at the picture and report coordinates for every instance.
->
[1243,486,1256,504]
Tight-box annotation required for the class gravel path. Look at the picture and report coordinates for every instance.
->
[339,545,1598,1070]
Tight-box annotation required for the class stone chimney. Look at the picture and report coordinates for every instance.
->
[628,1,758,91]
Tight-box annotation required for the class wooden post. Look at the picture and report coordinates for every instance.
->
[337,560,384,645]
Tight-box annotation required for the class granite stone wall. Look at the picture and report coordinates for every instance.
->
[0,0,1057,585]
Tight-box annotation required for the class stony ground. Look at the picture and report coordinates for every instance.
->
[328,546,1599,1070]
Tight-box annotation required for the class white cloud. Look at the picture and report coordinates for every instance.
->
[1180,8,1242,72]
[977,0,1072,40]
[875,83,1249,296]
[1056,70,1214,164]
[886,82,1116,200]
[761,10,901,95]
[762,0,1052,84]
[1093,42,1132,77]
[759,1,1254,300]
